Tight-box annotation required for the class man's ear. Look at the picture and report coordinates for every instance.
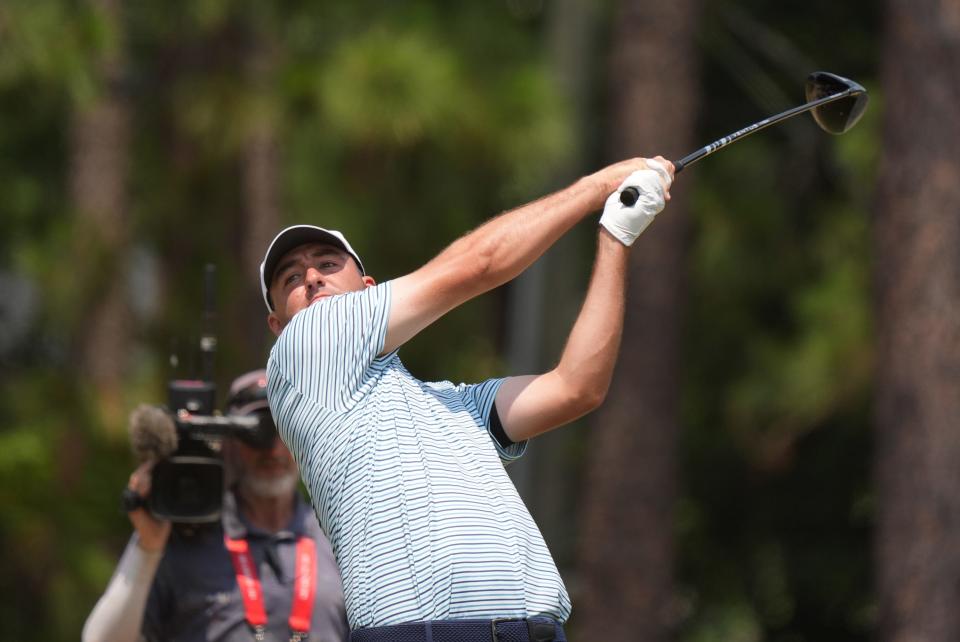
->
[268,312,284,336]
[362,275,377,288]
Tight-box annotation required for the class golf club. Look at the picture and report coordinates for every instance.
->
[620,71,869,205]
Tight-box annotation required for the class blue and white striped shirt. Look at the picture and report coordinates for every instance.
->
[266,281,571,630]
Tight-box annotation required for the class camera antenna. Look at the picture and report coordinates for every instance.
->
[200,263,217,383]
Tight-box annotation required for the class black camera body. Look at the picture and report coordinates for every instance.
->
[147,378,270,523]
[148,380,223,523]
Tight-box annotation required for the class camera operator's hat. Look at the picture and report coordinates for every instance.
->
[226,369,270,416]
[260,225,366,313]
[226,370,282,450]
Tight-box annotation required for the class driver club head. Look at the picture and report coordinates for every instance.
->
[805,71,869,134]
[619,70,871,204]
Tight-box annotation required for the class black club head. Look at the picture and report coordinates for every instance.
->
[805,71,869,135]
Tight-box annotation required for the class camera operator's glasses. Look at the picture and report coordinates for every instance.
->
[232,409,280,450]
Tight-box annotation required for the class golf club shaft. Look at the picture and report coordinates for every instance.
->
[620,88,859,204]
[676,88,858,172]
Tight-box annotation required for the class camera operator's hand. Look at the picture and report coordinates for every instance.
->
[126,461,171,552]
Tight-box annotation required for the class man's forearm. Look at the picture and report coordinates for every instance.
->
[384,157,664,355]
[494,229,630,443]
[554,228,629,405]
[428,175,608,298]
[421,158,662,298]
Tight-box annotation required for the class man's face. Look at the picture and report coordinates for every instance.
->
[267,242,375,336]
[229,432,301,500]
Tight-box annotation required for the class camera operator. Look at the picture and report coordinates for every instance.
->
[82,369,349,642]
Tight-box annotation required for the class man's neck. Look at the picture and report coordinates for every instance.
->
[236,490,295,533]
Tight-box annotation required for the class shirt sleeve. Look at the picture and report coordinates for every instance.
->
[457,378,529,462]
[81,534,161,642]
[269,282,392,412]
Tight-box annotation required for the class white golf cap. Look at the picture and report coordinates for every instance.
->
[259,225,365,312]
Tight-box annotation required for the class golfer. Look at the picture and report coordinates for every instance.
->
[260,156,674,642]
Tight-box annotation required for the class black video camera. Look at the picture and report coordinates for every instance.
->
[147,379,270,523]
[143,265,276,523]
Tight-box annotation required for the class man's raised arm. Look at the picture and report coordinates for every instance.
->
[382,156,672,355]
[486,161,674,441]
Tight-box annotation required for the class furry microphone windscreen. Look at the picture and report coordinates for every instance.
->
[128,404,178,461]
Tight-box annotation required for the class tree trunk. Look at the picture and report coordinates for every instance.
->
[236,33,281,366]
[874,1,960,641]
[576,0,700,639]
[70,0,131,430]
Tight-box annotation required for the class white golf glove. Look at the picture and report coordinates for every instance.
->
[599,160,672,246]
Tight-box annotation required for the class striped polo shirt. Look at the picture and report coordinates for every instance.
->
[266,281,571,630]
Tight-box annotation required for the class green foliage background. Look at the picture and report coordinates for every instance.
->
[0,1,881,639]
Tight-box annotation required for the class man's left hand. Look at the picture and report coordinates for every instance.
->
[599,159,673,246]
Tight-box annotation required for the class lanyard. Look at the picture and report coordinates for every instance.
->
[225,534,318,642]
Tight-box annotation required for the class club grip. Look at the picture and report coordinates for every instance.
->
[618,159,683,206]
[619,187,640,207]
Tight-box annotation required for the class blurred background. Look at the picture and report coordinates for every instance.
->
[1,0,958,640]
